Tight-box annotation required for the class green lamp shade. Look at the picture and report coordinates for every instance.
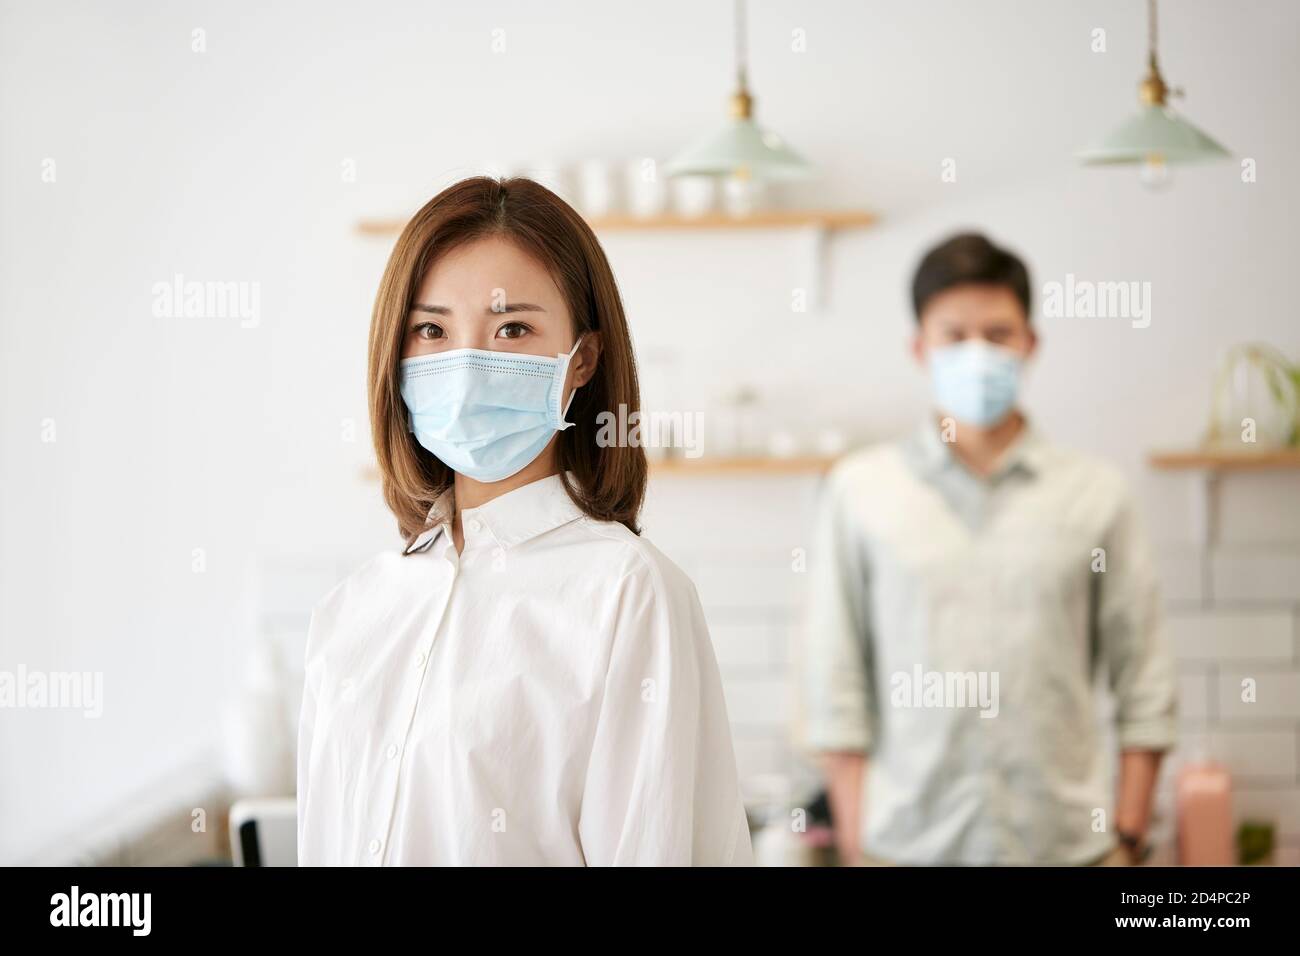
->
[1079,105,1229,165]
[666,118,812,180]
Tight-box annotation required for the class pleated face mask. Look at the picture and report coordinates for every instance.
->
[926,339,1023,428]
[398,337,583,483]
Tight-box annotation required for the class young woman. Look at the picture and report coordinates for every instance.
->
[296,177,751,866]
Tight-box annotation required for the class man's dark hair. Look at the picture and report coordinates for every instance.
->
[910,232,1031,322]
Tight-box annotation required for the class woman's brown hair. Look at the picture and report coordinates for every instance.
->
[367,176,647,543]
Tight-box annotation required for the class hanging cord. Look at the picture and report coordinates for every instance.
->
[1139,0,1170,106]
[730,0,753,118]
[735,0,748,93]
[1147,0,1158,67]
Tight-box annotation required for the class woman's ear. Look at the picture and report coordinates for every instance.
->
[571,332,602,389]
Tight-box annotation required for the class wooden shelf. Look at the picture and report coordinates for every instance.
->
[1148,448,1300,471]
[356,209,876,237]
[649,455,836,476]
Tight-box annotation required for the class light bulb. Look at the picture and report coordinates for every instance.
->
[1139,154,1172,190]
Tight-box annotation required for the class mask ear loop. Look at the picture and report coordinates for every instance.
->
[555,335,585,427]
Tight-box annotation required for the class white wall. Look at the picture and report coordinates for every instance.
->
[1,0,1297,863]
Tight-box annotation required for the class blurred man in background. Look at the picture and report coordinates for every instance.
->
[800,233,1177,865]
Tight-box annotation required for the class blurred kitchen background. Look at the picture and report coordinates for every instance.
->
[1,0,1298,865]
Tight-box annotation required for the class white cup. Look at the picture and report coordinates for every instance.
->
[574,160,618,218]
[626,157,668,217]
[671,175,716,217]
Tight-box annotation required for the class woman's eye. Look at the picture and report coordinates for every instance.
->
[496,322,530,340]
[414,322,445,340]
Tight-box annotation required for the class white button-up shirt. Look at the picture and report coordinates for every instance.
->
[798,422,1177,865]
[297,473,751,866]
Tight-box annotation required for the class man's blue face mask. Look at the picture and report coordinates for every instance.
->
[926,339,1024,428]
[398,337,584,483]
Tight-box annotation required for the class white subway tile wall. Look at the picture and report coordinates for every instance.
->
[1168,611,1294,663]
[1211,552,1300,604]
[1156,467,1300,861]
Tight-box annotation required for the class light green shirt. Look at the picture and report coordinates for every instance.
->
[800,420,1177,865]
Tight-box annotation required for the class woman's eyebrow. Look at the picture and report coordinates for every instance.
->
[491,302,546,314]
[408,303,546,314]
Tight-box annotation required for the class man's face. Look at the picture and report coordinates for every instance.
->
[912,284,1036,364]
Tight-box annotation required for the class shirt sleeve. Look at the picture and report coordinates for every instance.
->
[578,559,752,866]
[797,469,876,753]
[1095,488,1178,751]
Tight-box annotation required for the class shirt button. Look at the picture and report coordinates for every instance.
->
[414,651,426,668]
[468,519,482,533]
[386,744,399,760]
[368,838,382,855]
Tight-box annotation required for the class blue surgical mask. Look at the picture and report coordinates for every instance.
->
[399,337,584,483]
[927,340,1023,427]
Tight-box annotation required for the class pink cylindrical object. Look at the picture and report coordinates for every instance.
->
[1177,761,1234,866]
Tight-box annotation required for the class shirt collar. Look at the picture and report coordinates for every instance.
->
[909,416,1049,481]
[403,473,585,555]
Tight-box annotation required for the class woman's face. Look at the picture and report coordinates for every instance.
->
[403,235,576,359]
